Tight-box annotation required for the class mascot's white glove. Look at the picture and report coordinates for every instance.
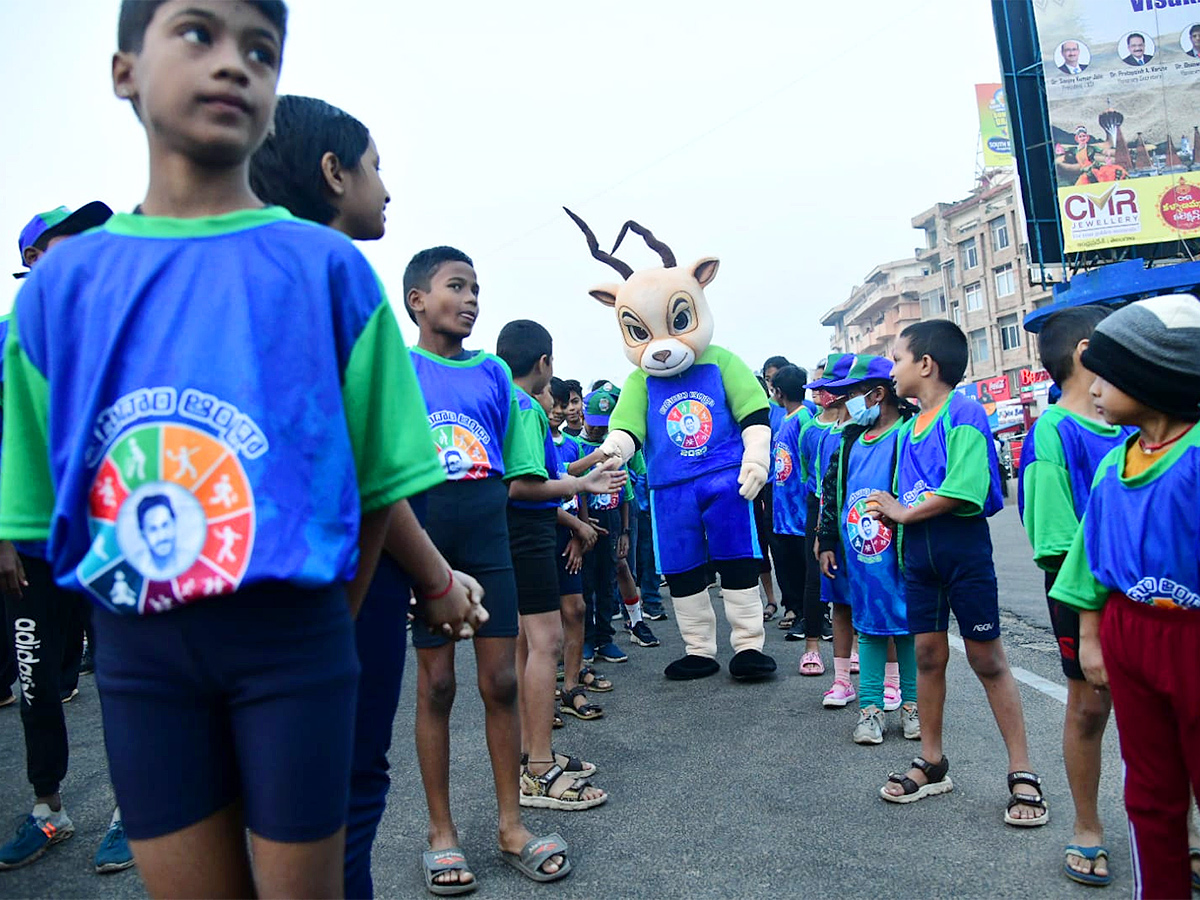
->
[600,429,636,464]
[737,424,771,499]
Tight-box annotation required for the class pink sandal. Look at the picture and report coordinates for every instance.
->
[799,650,825,676]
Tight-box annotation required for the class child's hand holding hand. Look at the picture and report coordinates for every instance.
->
[573,518,603,551]
[579,457,627,495]
[414,568,488,640]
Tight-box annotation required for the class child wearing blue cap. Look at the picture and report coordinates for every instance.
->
[817,355,919,745]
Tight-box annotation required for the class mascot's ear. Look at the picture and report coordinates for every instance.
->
[691,257,719,287]
[589,284,621,307]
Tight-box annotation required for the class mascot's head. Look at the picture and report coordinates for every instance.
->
[565,208,715,378]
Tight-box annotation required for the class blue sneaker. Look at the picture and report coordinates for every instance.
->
[0,805,74,870]
[594,642,628,663]
[642,605,668,621]
[582,646,595,664]
[94,817,135,874]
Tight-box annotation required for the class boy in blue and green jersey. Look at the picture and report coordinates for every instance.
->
[1017,307,1131,886]
[1049,296,1200,898]
[768,366,813,644]
[867,321,1045,825]
[0,2,449,895]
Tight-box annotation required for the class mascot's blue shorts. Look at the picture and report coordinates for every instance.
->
[649,466,761,576]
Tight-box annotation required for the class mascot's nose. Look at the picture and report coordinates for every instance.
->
[652,349,672,363]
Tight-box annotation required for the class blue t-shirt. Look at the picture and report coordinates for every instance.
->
[579,436,627,512]
[554,432,582,514]
[509,386,560,511]
[772,407,811,535]
[896,392,1003,518]
[839,421,907,635]
[409,348,541,483]
[800,417,838,499]
[768,400,785,438]
[0,208,443,614]
[1051,424,1200,612]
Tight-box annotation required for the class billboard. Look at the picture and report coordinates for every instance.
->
[955,377,1017,433]
[1032,1,1200,253]
[976,84,1014,167]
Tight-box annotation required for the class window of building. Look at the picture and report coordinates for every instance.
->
[950,300,961,324]
[994,263,1015,298]
[990,216,1010,252]
[920,289,946,319]
[943,260,957,288]
[999,314,1021,351]
[969,327,989,363]
[961,237,978,269]
[965,281,983,311]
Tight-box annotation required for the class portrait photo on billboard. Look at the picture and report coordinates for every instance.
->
[1119,32,1156,66]
[1183,23,1200,58]
[1054,39,1091,74]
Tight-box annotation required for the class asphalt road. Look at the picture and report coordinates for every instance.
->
[0,502,1134,899]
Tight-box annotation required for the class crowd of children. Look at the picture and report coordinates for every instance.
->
[0,2,1198,899]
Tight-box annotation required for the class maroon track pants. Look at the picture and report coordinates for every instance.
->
[1101,592,1200,899]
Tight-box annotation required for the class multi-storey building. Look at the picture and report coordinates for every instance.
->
[822,171,1055,401]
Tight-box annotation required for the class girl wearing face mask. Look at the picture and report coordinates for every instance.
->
[816,357,920,746]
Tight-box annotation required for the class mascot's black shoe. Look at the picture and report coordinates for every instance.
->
[729,649,777,681]
[664,655,721,681]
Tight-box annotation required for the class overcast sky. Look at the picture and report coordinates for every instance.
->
[0,0,1002,384]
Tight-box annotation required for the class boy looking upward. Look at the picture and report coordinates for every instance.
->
[1018,307,1130,886]
[0,2,450,895]
[1050,295,1200,898]
[867,321,1047,827]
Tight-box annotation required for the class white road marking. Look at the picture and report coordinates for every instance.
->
[948,634,1068,705]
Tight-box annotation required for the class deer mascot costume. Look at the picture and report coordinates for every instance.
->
[566,209,777,681]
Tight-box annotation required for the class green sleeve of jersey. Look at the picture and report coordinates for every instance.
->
[1048,513,1109,611]
[628,450,646,476]
[1022,424,1081,570]
[937,423,991,516]
[343,301,446,512]
[609,371,648,442]
[718,348,771,421]
[0,313,54,540]
[623,478,634,501]
[502,385,545,481]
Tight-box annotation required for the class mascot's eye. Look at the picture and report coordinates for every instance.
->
[673,310,692,331]
[629,324,650,342]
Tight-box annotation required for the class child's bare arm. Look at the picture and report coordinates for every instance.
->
[865,491,963,526]
[346,504,394,618]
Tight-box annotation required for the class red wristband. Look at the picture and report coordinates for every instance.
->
[419,567,454,601]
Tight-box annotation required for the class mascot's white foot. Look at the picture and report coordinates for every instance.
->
[666,591,719,681]
[723,587,777,681]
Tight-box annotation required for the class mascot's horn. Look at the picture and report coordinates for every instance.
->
[563,207,633,280]
[611,221,676,268]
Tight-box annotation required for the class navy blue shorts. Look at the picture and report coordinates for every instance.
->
[650,467,761,575]
[556,524,583,596]
[902,515,1000,640]
[92,582,359,842]
[820,547,850,606]
[412,479,519,648]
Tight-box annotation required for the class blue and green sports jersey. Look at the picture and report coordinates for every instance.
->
[772,407,811,536]
[578,436,633,511]
[799,416,838,499]
[768,400,785,438]
[1017,405,1133,570]
[409,348,542,484]
[608,345,768,490]
[1051,423,1200,612]
[838,420,907,635]
[554,432,582,514]
[509,386,559,511]
[0,207,444,615]
[896,392,1003,517]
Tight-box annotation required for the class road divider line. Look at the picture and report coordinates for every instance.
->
[948,634,1068,705]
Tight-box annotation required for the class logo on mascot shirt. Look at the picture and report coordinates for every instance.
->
[846,497,893,560]
[666,399,713,451]
[774,446,793,483]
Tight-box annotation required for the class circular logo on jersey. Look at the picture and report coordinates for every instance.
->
[432,423,491,481]
[666,399,713,450]
[76,423,254,613]
[846,499,893,558]
[774,446,793,482]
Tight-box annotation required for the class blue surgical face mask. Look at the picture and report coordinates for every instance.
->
[846,392,881,426]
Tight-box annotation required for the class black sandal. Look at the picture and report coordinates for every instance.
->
[560,686,604,720]
[1005,771,1049,827]
[879,756,954,804]
[578,666,613,692]
[522,751,596,779]
[763,602,778,622]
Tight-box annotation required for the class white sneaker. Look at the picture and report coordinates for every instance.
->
[901,703,921,740]
[852,707,885,745]
[883,683,902,711]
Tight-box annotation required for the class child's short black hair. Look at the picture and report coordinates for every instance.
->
[590,379,613,391]
[772,364,807,402]
[249,96,369,225]
[563,379,583,399]
[757,375,770,396]
[549,376,571,406]
[496,320,553,378]
[118,0,288,52]
[402,246,473,324]
[1038,306,1112,387]
[900,320,968,387]
[763,355,791,373]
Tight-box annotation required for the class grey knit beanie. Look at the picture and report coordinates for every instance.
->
[1081,294,1200,419]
